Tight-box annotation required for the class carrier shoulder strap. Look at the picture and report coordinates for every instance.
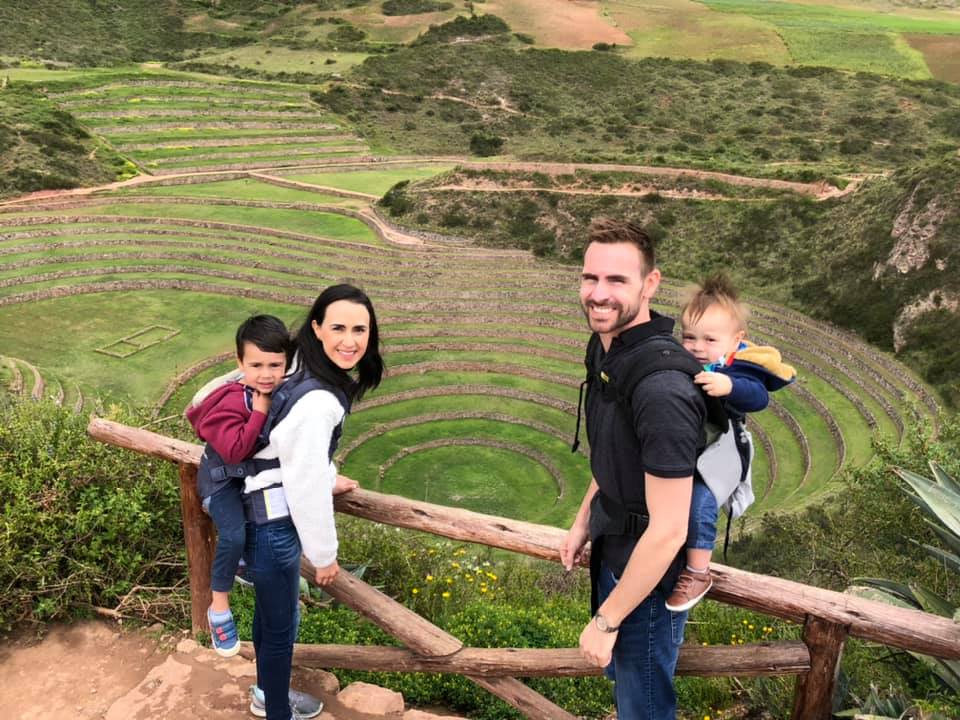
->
[611,335,729,438]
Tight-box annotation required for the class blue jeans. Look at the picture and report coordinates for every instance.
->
[599,563,688,720]
[686,479,717,552]
[205,482,247,593]
[245,519,302,720]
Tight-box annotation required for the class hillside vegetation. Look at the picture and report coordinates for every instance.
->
[316,40,960,177]
[0,84,127,199]
[380,155,960,404]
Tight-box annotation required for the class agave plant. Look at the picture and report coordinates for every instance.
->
[849,462,960,691]
[835,683,952,720]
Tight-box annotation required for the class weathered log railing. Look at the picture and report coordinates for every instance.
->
[88,418,960,720]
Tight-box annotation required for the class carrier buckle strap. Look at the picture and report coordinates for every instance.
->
[242,483,291,525]
[597,492,649,537]
[209,457,281,484]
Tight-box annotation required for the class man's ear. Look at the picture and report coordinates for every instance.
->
[643,267,662,300]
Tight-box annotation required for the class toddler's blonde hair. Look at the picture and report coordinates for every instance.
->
[681,273,748,332]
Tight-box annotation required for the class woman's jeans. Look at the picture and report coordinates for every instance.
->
[599,563,688,720]
[205,482,247,593]
[245,518,301,720]
[686,478,718,552]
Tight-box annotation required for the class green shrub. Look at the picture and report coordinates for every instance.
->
[382,0,454,15]
[469,131,503,156]
[0,397,184,633]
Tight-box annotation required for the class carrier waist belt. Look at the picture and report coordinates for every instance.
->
[597,492,649,537]
[242,483,290,525]
[209,457,281,485]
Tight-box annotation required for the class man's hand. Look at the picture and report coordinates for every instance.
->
[579,617,618,668]
[694,371,733,398]
[315,560,339,586]
[252,389,272,414]
[560,522,590,571]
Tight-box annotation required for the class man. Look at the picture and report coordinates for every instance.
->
[560,218,706,719]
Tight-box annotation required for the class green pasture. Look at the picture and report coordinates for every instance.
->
[778,387,839,490]
[340,418,591,527]
[379,445,560,522]
[0,225,378,262]
[700,0,960,78]
[384,349,581,379]
[186,46,370,74]
[143,150,369,171]
[348,395,577,439]
[48,202,381,245]
[128,180,365,207]
[109,128,341,145]
[127,141,365,163]
[387,335,580,359]
[0,291,302,407]
[62,99,314,114]
[607,0,791,64]
[749,408,806,509]
[383,322,587,343]
[282,166,455,196]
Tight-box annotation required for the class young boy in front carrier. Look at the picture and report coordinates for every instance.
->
[667,274,796,612]
[186,314,291,656]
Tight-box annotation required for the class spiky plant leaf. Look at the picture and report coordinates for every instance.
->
[925,519,960,559]
[929,461,960,496]
[848,585,917,609]
[920,542,960,575]
[893,467,960,536]
[850,579,918,606]
[910,583,957,618]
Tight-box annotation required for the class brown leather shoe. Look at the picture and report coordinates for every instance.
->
[665,568,713,612]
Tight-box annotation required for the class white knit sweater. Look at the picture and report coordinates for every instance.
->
[244,389,343,568]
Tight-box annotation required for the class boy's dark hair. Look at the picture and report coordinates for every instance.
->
[235,315,292,365]
[585,218,657,275]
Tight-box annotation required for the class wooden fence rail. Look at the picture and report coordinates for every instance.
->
[87,418,960,720]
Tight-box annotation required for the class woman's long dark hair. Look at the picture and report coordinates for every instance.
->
[293,284,384,402]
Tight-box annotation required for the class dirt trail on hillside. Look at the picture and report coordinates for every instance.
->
[0,156,872,213]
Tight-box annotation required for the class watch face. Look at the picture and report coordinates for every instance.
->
[595,613,609,631]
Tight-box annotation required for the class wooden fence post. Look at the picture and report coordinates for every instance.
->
[791,615,849,720]
[177,461,215,636]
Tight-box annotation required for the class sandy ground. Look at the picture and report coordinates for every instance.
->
[0,620,416,720]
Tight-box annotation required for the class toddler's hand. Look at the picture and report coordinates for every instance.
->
[694,371,733,397]
[252,390,272,414]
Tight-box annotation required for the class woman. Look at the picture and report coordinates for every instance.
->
[243,284,383,720]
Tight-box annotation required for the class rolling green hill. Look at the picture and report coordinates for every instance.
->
[0,84,127,199]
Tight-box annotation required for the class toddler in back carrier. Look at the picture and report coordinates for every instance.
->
[185,315,291,656]
[667,274,795,612]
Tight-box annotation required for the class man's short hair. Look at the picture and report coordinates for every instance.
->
[585,218,657,275]
[235,314,291,363]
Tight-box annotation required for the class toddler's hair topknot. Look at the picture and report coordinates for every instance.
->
[681,273,748,331]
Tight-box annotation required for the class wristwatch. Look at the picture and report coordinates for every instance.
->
[593,612,619,633]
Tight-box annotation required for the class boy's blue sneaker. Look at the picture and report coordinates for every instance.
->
[248,685,323,718]
[207,607,240,657]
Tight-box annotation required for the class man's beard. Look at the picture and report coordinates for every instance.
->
[581,301,640,333]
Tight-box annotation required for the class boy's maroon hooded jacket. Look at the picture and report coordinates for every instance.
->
[185,382,267,465]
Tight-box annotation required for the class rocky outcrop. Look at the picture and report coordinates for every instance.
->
[893,289,960,351]
[876,181,946,278]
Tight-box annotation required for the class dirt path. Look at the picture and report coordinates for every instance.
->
[0,620,463,720]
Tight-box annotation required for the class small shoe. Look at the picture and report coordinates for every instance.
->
[207,608,240,657]
[249,685,323,719]
[665,568,713,612]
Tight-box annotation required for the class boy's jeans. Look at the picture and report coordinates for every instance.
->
[245,518,302,720]
[686,478,718,551]
[205,482,247,593]
[599,564,688,720]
